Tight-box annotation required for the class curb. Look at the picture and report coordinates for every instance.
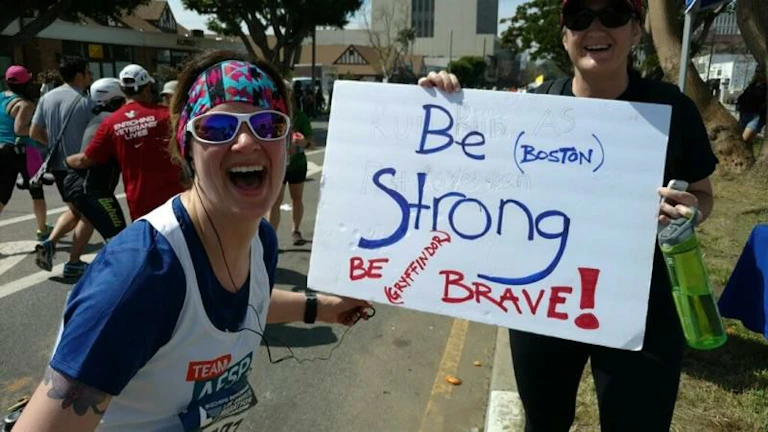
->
[484,328,524,432]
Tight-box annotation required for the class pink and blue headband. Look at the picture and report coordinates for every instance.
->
[176,60,288,157]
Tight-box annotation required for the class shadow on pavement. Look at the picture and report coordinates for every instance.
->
[275,267,307,292]
[681,329,768,392]
[261,323,339,348]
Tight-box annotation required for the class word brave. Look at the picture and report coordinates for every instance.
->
[440,267,602,330]
[384,230,452,305]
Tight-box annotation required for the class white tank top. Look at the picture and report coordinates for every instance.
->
[95,199,271,431]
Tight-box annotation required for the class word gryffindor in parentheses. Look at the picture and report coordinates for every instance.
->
[384,230,452,305]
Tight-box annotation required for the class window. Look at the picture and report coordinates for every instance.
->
[157,49,171,64]
[411,0,434,38]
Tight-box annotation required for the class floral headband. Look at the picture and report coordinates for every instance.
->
[176,60,288,157]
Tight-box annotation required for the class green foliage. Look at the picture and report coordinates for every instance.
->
[183,0,363,72]
[4,0,150,46]
[448,56,487,88]
[500,0,571,75]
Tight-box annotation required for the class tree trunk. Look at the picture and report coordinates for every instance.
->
[648,0,755,172]
[736,0,768,166]
[8,0,73,49]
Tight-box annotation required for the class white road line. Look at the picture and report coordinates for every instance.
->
[0,193,127,228]
[0,253,97,300]
[0,241,39,279]
[305,148,325,156]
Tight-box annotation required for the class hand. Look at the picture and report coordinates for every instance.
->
[418,71,462,93]
[658,187,701,225]
[317,294,374,326]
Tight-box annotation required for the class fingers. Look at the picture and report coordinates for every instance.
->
[418,71,461,93]
[657,187,698,207]
[447,72,461,92]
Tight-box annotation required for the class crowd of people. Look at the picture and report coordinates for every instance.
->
[0,0,762,430]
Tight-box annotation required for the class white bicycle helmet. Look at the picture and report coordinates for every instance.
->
[90,78,125,106]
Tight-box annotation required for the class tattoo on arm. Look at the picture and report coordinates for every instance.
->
[44,367,107,416]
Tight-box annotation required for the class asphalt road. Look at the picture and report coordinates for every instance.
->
[0,122,496,432]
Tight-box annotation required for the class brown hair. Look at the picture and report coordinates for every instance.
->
[167,49,292,188]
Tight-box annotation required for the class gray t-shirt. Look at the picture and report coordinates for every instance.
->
[32,84,94,171]
[81,112,111,152]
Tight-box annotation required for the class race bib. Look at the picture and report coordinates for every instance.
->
[179,354,258,431]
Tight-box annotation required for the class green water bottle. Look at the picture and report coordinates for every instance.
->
[658,208,727,350]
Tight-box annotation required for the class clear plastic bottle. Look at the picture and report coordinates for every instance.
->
[658,210,727,350]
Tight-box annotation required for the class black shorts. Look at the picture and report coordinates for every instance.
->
[72,192,127,240]
[284,154,307,185]
[52,170,72,202]
[0,146,44,205]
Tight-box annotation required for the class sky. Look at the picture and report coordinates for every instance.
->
[166,0,526,36]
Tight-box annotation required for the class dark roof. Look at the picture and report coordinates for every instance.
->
[133,1,168,21]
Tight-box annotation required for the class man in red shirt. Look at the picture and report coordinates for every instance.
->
[68,64,183,220]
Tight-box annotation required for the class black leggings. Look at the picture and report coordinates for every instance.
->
[0,147,43,205]
[510,270,685,432]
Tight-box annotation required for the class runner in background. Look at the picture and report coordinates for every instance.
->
[65,64,183,221]
[64,78,127,242]
[30,56,95,278]
[160,80,177,107]
[268,90,314,245]
[0,65,52,240]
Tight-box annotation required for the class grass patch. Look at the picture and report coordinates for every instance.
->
[572,172,768,431]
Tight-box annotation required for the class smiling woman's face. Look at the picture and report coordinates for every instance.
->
[189,102,287,219]
[562,0,641,76]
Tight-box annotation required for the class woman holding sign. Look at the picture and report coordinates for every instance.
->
[15,50,370,432]
[420,0,717,431]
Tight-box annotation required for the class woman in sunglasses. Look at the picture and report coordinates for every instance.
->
[421,0,717,431]
[16,50,371,432]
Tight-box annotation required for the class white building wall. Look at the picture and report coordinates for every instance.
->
[372,0,497,61]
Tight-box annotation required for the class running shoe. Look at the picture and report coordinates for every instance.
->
[36,224,53,242]
[292,231,306,246]
[34,240,54,272]
[63,261,89,278]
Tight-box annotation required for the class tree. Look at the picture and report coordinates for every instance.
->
[1,0,150,49]
[500,0,572,75]
[448,56,486,88]
[363,0,416,82]
[183,0,364,73]
[648,0,754,172]
[736,0,768,164]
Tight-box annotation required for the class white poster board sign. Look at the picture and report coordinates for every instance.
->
[308,81,671,350]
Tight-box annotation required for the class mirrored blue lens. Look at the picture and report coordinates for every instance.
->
[249,112,289,140]
[194,114,239,142]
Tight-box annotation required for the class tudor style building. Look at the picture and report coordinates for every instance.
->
[1,1,244,84]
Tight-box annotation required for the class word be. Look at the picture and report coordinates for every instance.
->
[416,104,486,161]
[349,257,390,281]
[359,168,570,285]
[383,230,452,305]
[440,267,601,330]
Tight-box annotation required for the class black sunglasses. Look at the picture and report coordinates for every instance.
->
[563,5,635,31]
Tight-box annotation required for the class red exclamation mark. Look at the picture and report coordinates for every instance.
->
[574,267,601,330]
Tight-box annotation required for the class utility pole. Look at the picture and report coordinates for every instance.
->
[311,27,317,90]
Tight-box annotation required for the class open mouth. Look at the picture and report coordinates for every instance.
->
[584,44,612,52]
[228,165,267,191]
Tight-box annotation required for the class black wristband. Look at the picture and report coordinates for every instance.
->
[304,291,318,324]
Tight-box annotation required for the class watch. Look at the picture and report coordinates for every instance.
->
[304,291,318,324]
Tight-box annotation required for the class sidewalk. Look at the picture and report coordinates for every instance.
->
[484,328,524,432]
